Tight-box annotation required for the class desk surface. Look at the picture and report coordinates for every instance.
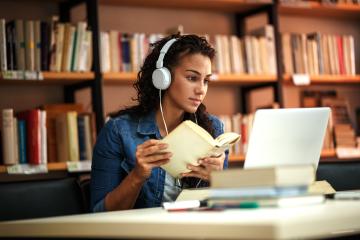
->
[1,200,360,240]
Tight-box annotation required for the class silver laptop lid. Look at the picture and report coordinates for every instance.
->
[244,107,330,170]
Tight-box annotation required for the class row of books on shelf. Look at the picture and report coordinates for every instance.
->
[168,165,331,211]
[100,25,277,75]
[301,90,359,149]
[1,104,96,166]
[0,17,92,80]
[282,33,356,76]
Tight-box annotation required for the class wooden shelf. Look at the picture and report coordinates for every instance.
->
[99,0,272,12]
[279,2,360,19]
[228,149,360,163]
[0,72,94,85]
[103,72,277,85]
[283,74,360,85]
[0,162,72,174]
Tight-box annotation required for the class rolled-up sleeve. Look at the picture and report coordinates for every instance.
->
[211,116,229,169]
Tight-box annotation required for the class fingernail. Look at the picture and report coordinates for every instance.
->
[198,160,203,164]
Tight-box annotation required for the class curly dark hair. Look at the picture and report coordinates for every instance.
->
[110,33,216,136]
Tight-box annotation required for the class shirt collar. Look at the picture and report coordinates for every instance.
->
[137,110,159,136]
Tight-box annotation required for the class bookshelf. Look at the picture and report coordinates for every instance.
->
[1,0,360,177]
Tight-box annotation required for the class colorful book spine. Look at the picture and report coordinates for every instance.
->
[17,119,27,164]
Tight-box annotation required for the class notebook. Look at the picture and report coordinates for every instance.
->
[244,107,330,170]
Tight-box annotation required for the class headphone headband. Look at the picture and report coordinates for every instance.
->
[156,38,177,69]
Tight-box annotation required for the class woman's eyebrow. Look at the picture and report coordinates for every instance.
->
[185,70,212,77]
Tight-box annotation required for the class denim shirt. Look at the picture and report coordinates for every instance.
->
[90,111,228,212]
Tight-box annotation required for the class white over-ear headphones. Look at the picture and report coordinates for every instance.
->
[152,38,177,90]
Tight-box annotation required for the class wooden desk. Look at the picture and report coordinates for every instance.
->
[1,200,360,239]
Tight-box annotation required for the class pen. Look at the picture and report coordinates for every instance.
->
[210,201,260,209]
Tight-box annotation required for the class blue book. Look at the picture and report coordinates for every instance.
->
[209,186,308,199]
[17,120,27,164]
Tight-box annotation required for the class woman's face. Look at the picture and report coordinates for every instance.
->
[165,53,212,114]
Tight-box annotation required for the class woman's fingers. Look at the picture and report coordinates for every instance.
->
[138,139,162,149]
[140,143,168,156]
[138,151,172,163]
[147,158,171,168]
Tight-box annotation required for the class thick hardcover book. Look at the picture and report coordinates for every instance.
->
[17,109,41,165]
[211,165,315,189]
[161,120,240,178]
[1,109,16,165]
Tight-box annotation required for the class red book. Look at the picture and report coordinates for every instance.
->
[17,109,41,164]
[336,36,345,75]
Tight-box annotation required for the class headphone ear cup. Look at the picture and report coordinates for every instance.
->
[152,67,171,90]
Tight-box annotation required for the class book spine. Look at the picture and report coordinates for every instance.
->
[0,18,7,71]
[24,20,35,71]
[77,115,86,160]
[2,109,16,165]
[67,112,79,161]
[40,110,47,164]
[34,20,41,72]
[6,21,16,70]
[17,119,27,164]
[83,115,93,161]
[15,19,25,71]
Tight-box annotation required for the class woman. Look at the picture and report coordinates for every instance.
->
[90,34,228,212]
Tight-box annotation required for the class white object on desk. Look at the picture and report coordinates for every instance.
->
[0,201,360,239]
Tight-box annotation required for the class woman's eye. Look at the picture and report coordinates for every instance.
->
[204,78,210,85]
[186,76,197,81]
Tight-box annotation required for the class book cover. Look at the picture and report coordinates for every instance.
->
[161,120,240,178]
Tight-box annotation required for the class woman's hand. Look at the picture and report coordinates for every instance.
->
[133,139,172,181]
[180,153,225,181]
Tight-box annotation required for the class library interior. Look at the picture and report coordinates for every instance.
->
[0,0,360,239]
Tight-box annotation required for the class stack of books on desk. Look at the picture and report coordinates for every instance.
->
[175,165,325,209]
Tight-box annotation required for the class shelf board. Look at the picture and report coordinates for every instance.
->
[0,162,76,174]
[0,72,94,85]
[99,0,272,12]
[228,149,360,163]
[103,72,277,85]
[283,74,360,85]
[279,2,360,19]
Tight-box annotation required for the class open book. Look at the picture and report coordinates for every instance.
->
[161,120,240,178]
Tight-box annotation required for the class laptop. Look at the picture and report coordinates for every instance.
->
[244,107,330,170]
